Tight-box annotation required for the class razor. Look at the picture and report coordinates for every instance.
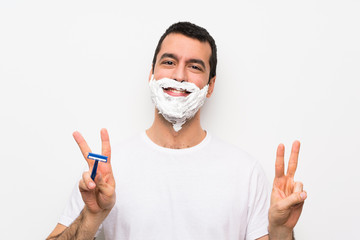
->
[87,152,108,180]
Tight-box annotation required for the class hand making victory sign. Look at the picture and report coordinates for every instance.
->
[268,140,307,239]
[73,128,116,215]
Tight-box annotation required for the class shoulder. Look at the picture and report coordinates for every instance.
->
[204,133,269,189]
[207,133,259,168]
[111,132,146,155]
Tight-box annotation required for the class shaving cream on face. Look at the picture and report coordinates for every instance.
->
[149,76,209,132]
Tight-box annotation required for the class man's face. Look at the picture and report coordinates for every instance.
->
[151,33,215,98]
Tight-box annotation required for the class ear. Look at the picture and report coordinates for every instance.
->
[148,67,153,82]
[206,76,216,98]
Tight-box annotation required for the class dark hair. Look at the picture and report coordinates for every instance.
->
[152,22,217,81]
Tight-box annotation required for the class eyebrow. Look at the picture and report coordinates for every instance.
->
[159,53,206,70]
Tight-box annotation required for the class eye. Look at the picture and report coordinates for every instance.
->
[191,65,200,70]
[162,60,174,65]
[190,65,203,71]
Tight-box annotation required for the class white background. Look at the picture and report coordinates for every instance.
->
[1,0,359,239]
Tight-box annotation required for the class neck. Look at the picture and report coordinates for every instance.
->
[146,109,206,149]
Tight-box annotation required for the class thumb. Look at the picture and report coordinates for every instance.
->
[94,171,105,186]
[280,191,307,210]
[94,172,115,196]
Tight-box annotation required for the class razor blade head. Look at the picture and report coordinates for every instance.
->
[87,153,108,162]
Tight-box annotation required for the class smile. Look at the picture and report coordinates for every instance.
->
[163,87,191,97]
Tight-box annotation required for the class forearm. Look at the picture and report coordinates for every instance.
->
[47,207,109,240]
[268,226,295,240]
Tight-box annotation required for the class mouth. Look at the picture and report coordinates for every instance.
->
[163,87,191,97]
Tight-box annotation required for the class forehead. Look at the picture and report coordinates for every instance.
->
[157,33,212,66]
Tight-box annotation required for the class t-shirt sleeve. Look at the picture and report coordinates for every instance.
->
[59,184,85,227]
[246,162,270,240]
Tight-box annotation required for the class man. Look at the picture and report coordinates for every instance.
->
[47,22,306,240]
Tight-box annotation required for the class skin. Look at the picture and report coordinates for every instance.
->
[266,141,307,239]
[146,33,215,149]
[256,141,307,240]
[47,33,306,240]
[47,129,115,240]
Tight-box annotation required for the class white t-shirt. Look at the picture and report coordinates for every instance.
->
[60,132,270,240]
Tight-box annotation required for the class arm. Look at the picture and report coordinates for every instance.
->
[256,232,295,240]
[47,129,116,240]
[47,224,67,239]
[47,208,108,240]
[267,141,307,240]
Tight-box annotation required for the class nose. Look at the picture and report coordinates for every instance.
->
[171,65,187,82]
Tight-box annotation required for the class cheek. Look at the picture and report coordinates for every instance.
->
[191,76,208,89]
[153,69,173,80]
[154,69,208,89]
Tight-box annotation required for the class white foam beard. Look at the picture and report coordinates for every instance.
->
[149,76,209,132]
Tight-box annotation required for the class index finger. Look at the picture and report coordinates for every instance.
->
[101,128,111,163]
[275,143,285,178]
[286,140,300,178]
[73,131,92,167]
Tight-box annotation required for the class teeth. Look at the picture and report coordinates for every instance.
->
[170,89,185,93]
[164,88,187,93]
